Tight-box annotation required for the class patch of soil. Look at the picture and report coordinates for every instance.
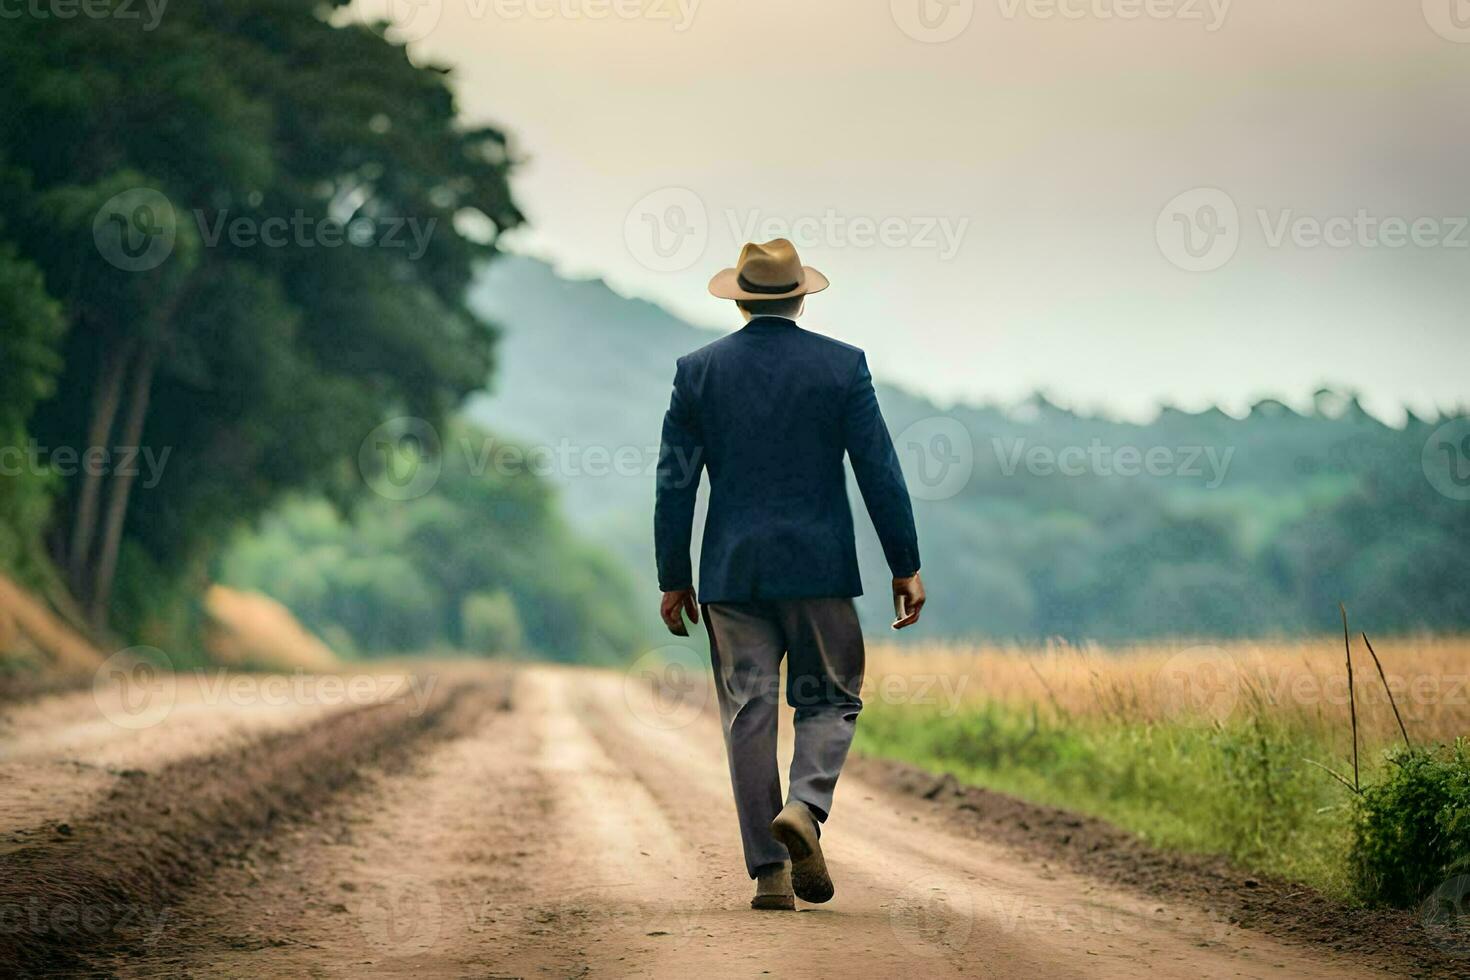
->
[846,754,1468,979]
[0,673,504,977]
[0,671,89,707]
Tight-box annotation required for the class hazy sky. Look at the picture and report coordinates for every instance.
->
[356,0,1470,422]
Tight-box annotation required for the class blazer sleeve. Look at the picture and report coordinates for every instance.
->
[842,352,921,578]
[654,357,705,592]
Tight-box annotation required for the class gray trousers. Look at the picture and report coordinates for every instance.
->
[703,597,865,878]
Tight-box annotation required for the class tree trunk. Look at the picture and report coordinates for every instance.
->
[89,342,158,631]
[67,339,132,597]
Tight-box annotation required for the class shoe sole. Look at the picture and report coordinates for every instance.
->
[770,809,834,904]
[750,893,796,911]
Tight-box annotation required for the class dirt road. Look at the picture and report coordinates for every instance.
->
[0,663,1435,977]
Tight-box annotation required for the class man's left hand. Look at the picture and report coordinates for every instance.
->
[661,588,699,636]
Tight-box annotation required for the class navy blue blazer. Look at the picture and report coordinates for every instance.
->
[655,316,920,602]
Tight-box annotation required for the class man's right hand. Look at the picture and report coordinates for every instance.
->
[661,588,699,636]
[892,572,925,629]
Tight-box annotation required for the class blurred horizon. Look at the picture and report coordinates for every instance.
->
[500,246,1466,428]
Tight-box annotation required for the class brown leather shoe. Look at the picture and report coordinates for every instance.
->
[751,860,795,910]
[770,801,834,903]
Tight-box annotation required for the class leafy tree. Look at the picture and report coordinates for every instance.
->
[0,236,67,586]
[0,1,522,638]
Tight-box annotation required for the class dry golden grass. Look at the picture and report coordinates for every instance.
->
[866,634,1470,750]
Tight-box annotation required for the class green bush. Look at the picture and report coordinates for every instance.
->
[1352,740,1470,907]
[461,591,523,654]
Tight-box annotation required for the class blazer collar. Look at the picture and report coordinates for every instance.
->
[743,315,798,331]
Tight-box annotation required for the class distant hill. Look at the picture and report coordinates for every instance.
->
[466,255,1470,642]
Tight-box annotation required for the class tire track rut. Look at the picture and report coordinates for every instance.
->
[1,673,492,975]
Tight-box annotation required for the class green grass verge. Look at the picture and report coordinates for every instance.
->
[853,699,1368,900]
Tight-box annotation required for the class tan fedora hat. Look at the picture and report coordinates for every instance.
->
[708,238,830,302]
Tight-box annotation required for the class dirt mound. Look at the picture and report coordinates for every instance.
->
[0,571,103,672]
[203,585,338,671]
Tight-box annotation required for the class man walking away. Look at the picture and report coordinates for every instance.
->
[654,238,926,911]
